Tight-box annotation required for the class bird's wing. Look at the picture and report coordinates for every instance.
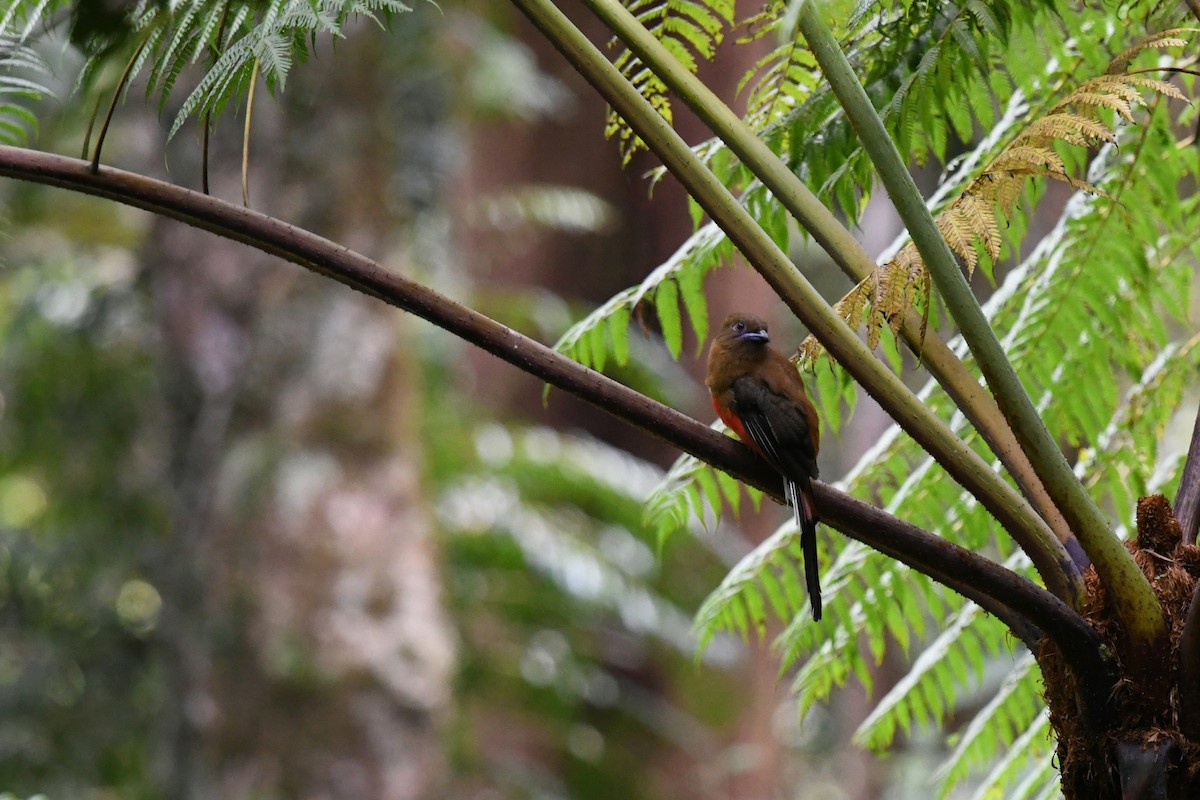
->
[729,375,819,482]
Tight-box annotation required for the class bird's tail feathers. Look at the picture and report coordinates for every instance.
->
[787,479,822,622]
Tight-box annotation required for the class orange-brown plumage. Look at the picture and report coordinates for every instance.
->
[706,312,823,620]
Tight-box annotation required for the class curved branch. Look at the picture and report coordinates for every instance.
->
[0,144,1108,717]
[821,494,1044,648]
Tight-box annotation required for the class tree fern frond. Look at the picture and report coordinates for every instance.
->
[692,523,804,648]
[49,0,413,143]
[1023,111,1116,146]
[0,36,53,145]
[1107,28,1197,74]
[553,214,735,371]
[962,709,1054,800]
[933,654,1042,794]
[605,0,735,161]
[854,553,1033,752]
[800,39,1190,352]
[718,80,1195,798]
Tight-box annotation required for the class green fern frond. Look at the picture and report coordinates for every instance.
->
[933,654,1042,794]
[854,552,1033,752]
[804,35,1190,350]
[554,216,737,371]
[0,37,53,145]
[645,442,759,548]
[606,0,735,161]
[41,0,412,143]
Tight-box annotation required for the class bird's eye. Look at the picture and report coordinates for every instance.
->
[733,321,745,332]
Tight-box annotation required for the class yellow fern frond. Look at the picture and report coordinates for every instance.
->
[916,263,933,353]
[890,255,925,336]
[801,28,1191,366]
[841,274,875,334]
[960,192,1001,263]
[992,172,1025,216]
[1076,75,1149,104]
[937,205,980,275]
[1119,75,1188,103]
[1065,91,1135,121]
[1024,113,1117,147]
[797,272,877,364]
[992,144,1067,175]
[867,271,888,351]
[1108,28,1198,73]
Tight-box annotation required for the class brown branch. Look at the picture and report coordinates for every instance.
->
[820,489,1044,648]
[0,145,1109,708]
[1174,403,1200,545]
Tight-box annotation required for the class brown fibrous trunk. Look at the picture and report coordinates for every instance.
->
[1040,495,1200,799]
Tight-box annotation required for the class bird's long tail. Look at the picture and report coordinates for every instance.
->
[787,478,822,621]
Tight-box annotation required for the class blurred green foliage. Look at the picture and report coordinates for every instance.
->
[0,212,169,796]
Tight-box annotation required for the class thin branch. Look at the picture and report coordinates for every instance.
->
[91,32,152,173]
[510,0,1082,606]
[241,58,259,207]
[202,113,212,195]
[1174,403,1200,545]
[795,2,1165,644]
[203,0,233,197]
[0,146,1096,668]
[581,0,1083,571]
[82,94,102,161]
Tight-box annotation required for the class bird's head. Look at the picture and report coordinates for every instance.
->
[717,313,770,346]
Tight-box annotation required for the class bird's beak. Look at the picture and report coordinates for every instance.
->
[737,328,769,343]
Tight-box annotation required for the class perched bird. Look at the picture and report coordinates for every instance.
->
[706,312,823,620]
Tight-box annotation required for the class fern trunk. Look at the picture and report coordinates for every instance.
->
[1040,495,1200,798]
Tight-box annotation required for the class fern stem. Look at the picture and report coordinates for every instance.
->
[510,0,1082,605]
[202,112,212,195]
[242,58,259,207]
[796,3,1165,643]
[91,31,152,173]
[580,0,1082,572]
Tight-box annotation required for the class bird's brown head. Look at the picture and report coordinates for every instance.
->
[707,313,771,391]
[715,313,770,347]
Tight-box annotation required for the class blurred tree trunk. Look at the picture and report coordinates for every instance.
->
[143,21,455,800]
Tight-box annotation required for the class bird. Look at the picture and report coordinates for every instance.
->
[706,312,823,621]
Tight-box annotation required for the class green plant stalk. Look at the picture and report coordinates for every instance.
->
[510,0,1083,606]
[581,0,1082,573]
[795,2,1164,642]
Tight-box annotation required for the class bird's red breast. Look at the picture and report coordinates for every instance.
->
[711,394,753,450]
